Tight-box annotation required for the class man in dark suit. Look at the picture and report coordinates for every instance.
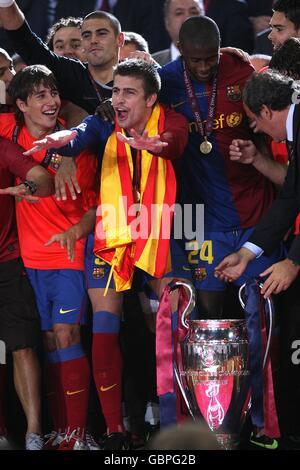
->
[215,70,300,298]
[215,69,300,446]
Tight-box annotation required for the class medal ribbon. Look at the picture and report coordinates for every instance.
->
[182,60,217,142]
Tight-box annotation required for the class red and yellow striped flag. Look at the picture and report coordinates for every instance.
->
[94,104,177,291]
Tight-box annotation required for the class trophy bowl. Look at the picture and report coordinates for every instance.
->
[180,318,250,449]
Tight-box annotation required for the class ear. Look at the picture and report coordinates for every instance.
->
[260,104,272,120]
[146,93,157,108]
[118,32,125,48]
[16,98,27,113]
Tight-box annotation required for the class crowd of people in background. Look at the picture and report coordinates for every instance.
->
[0,0,300,453]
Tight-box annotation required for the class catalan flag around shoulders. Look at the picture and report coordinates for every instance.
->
[93,104,177,292]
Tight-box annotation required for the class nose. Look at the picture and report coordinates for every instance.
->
[64,46,77,59]
[198,61,210,75]
[47,93,58,106]
[268,29,273,41]
[90,32,99,44]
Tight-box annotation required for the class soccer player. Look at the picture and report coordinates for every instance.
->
[0,1,123,114]
[158,15,283,319]
[268,0,300,52]
[25,59,190,449]
[0,138,53,450]
[0,64,98,450]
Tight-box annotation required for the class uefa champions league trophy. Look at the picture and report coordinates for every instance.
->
[169,280,251,450]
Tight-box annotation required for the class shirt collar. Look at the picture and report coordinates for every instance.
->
[170,42,180,61]
[287,103,295,141]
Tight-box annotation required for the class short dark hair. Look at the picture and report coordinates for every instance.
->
[179,16,220,48]
[83,11,121,36]
[243,70,294,115]
[124,32,149,53]
[113,59,161,98]
[273,0,300,30]
[8,64,58,125]
[46,17,83,51]
[270,37,300,79]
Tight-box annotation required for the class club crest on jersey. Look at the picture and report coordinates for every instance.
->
[226,84,242,102]
[194,267,207,281]
[93,267,105,279]
[226,112,243,128]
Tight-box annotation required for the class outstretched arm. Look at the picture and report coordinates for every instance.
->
[0,164,54,199]
[23,130,78,156]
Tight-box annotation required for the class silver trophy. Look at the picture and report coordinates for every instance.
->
[169,280,251,450]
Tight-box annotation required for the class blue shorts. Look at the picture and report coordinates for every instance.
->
[85,233,192,290]
[26,268,87,330]
[185,227,285,291]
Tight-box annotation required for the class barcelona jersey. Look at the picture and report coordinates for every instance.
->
[0,113,98,270]
[159,53,275,231]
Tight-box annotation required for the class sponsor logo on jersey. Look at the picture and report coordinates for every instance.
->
[226,112,243,128]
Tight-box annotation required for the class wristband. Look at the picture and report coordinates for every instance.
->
[0,1,14,7]
[24,180,37,195]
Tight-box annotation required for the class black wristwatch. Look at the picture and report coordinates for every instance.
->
[24,180,38,195]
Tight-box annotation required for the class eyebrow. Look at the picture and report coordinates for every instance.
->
[82,27,110,35]
[270,22,285,28]
[112,87,137,92]
[54,38,81,45]
[32,87,58,96]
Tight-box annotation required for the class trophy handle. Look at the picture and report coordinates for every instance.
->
[168,279,196,329]
[173,362,195,420]
[238,282,274,368]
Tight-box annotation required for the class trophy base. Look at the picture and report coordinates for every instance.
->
[215,433,239,450]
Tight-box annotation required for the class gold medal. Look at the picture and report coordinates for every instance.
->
[200,139,212,155]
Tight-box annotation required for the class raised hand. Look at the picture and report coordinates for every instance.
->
[117,128,168,153]
[23,130,78,156]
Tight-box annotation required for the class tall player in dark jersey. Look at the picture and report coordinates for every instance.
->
[159,16,283,318]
